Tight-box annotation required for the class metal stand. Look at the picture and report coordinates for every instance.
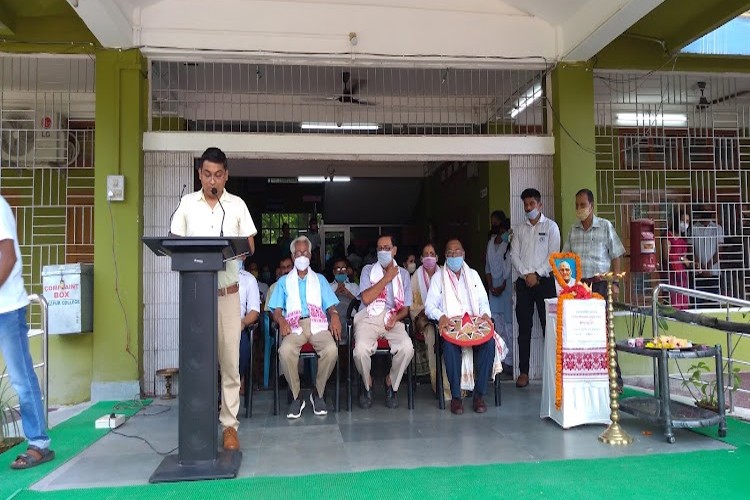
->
[598,272,634,446]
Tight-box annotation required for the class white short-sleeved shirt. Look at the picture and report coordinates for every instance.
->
[170,189,257,288]
[0,196,29,314]
[238,269,261,319]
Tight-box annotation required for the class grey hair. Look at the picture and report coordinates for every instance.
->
[290,235,312,254]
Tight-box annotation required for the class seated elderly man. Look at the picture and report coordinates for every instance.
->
[425,238,494,415]
[353,234,415,409]
[330,257,359,320]
[268,236,342,419]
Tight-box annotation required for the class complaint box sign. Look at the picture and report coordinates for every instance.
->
[43,277,83,334]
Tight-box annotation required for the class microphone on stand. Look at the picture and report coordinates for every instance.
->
[211,187,226,237]
[167,184,187,236]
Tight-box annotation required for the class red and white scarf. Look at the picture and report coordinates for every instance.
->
[366,264,405,325]
[284,270,328,335]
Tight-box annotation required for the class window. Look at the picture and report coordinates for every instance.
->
[260,213,314,245]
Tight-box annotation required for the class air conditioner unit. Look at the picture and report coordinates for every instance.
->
[0,109,69,167]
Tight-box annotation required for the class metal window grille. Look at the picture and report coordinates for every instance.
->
[595,71,750,308]
[149,60,548,135]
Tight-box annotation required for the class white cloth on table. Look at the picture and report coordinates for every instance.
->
[540,298,610,429]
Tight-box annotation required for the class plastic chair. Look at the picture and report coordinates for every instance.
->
[432,319,502,410]
[242,322,258,418]
[346,299,415,411]
[271,310,342,415]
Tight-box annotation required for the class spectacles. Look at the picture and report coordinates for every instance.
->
[334,266,348,271]
[200,169,226,181]
[293,250,311,258]
[445,250,465,257]
[377,246,393,252]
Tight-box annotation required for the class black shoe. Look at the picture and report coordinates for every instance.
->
[310,392,328,416]
[385,384,399,409]
[286,397,305,419]
[359,387,373,409]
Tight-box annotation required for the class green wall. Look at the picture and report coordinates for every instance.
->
[551,63,596,238]
[488,161,511,219]
[91,49,146,394]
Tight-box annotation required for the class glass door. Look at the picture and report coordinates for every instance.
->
[320,225,349,271]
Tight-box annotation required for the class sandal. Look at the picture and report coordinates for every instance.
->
[10,445,55,470]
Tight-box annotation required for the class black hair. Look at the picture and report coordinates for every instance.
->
[490,210,508,222]
[278,255,293,266]
[377,233,397,247]
[520,188,541,202]
[575,188,595,204]
[199,147,228,170]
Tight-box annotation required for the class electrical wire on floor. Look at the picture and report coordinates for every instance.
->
[107,398,177,457]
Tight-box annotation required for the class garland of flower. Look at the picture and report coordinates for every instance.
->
[554,282,604,410]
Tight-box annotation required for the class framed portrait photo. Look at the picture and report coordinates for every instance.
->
[549,252,582,289]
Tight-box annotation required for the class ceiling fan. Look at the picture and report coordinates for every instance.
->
[695,81,750,110]
[329,71,373,105]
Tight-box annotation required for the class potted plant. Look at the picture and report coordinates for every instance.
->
[0,366,24,455]
[681,360,742,412]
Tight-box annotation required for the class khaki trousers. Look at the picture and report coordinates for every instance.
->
[422,323,451,401]
[278,318,338,399]
[218,291,241,431]
[353,309,414,391]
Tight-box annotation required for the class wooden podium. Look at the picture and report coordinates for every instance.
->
[143,236,249,483]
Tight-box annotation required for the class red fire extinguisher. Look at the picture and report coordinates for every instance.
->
[630,219,656,272]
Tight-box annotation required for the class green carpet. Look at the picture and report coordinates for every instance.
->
[8,447,750,500]
[0,400,150,500]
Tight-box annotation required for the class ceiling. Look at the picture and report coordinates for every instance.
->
[68,0,665,63]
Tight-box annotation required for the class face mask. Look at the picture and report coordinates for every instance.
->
[334,273,347,283]
[446,256,464,272]
[678,222,689,233]
[422,256,437,270]
[526,208,539,221]
[576,207,591,221]
[250,270,259,278]
[491,224,501,235]
[294,256,309,271]
[377,251,393,267]
[406,262,417,274]
[501,231,510,242]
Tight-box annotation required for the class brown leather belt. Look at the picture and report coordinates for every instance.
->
[218,282,239,296]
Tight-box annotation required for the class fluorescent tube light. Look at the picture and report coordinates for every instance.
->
[297,176,351,183]
[301,122,380,131]
[616,113,687,127]
[509,83,543,118]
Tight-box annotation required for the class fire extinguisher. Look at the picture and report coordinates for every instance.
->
[630,219,656,272]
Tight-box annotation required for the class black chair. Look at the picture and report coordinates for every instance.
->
[432,319,502,410]
[242,322,259,418]
[346,299,415,411]
[271,310,342,416]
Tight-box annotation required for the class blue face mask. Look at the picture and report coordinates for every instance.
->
[334,273,347,283]
[526,208,540,221]
[501,231,510,242]
[446,256,464,272]
[377,251,393,267]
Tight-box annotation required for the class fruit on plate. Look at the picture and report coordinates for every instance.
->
[644,335,692,349]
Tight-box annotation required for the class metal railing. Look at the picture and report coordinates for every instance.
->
[651,283,750,413]
[0,294,49,424]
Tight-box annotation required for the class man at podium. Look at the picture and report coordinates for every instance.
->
[170,147,256,452]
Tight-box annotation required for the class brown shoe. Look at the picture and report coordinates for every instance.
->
[473,397,487,413]
[450,398,464,415]
[516,373,529,388]
[223,427,240,451]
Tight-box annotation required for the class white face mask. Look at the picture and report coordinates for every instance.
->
[678,222,689,233]
[294,256,310,271]
[406,262,417,274]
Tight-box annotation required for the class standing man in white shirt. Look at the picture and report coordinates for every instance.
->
[691,203,724,299]
[238,258,261,398]
[0,195,55,470]
[170,147,257,452]
[511,188,560,388]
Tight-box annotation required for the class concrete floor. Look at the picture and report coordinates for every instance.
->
[30,380,732,492]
